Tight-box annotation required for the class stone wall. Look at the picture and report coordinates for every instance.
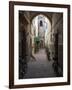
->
[19,11,31,78]
[47,13,63,75]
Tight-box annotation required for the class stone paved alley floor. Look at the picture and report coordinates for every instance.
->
[24,49,56,78]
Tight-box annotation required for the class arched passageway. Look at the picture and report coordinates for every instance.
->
[31,14,51,61]
[23,14,56,78]
[19,11,63,79]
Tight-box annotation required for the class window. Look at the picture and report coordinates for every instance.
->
[40,20,43,26]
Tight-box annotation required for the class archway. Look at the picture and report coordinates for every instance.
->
[23,14,56,79]
[30,12,52,24]
[30,14,51,61]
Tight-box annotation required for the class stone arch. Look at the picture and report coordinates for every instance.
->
[31,13,52,51]
[30,12,52,24]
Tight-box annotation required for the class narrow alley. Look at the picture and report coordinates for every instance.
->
[24,49,56,78]
[19,11,63,79]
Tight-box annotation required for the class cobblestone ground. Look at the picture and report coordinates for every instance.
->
[24,49,56,78]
